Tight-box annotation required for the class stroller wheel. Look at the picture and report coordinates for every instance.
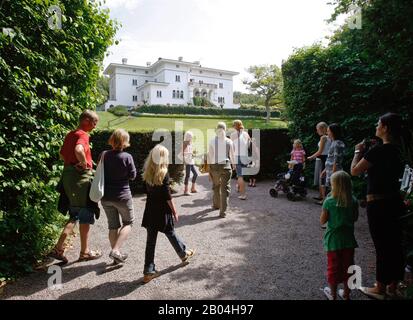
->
[269,189,278,198]
[287,192,296,201]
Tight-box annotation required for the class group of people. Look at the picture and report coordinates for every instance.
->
[49,109,407,298]
[294,114,406,300]
[49,113,256,283]
[181,120,259,218]
[49,110,194,284]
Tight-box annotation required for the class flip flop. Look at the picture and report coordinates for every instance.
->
[78,250,102,262]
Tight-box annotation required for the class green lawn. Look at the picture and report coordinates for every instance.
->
[96,111,287,154]
[97,111,286,131]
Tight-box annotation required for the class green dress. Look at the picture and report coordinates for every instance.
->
[322,195,359,252]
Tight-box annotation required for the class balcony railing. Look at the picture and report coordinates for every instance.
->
[188,81,218,89]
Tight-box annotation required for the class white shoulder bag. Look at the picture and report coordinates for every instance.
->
[89,151,106,202]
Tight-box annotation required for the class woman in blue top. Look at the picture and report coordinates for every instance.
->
[100,129,136,264]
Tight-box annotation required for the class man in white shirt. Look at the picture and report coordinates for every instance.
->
[207,122,235,218]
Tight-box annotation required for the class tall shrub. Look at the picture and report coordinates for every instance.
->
[283,0,413,175]
[0,0,117,279]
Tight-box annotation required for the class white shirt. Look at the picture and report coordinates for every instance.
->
[230,130,250,157]
[208,136,234,165]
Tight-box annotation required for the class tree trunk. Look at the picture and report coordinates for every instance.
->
[265,100,270,124]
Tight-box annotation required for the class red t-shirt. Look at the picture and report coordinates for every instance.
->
[60,129,92,169]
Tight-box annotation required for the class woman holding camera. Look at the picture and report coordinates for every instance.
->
[351,113,406,299]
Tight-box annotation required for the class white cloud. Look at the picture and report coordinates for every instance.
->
[104,0,142,10]
[103,0,346,91]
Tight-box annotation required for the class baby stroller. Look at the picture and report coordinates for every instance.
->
[269,161,307,201]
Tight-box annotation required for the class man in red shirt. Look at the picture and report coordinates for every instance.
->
[49,110,101,263]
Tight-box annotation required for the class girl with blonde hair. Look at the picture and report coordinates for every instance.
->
[320,170,359,300]
[182,131,199,195]
[141,144,195,283]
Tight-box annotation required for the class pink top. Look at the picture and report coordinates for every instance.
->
[291,149,306,163]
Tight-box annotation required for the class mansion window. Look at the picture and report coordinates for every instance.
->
[173,90,184,99]
[156,90,162,98]
[175,75,181,82]
[218,97,225,104]
[132,95,137,102]
[219,83,223,89]
[132,79,137,86]
[145,71,148,74]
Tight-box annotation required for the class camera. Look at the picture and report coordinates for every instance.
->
[362,137,379,154]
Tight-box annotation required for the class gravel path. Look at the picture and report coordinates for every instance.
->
[2,174,377,300]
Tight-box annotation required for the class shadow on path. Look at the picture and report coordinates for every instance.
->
[58,263,188,300]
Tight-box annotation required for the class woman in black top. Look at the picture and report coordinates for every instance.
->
[351,113,405,299]
[141,144,195,283]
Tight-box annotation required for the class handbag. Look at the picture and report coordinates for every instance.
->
[89,151,106,202]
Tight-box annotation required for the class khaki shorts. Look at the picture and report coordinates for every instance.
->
[101,199,135,230]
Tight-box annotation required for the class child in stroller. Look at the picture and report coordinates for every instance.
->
[270,139,307,201]
[269,161,307,201]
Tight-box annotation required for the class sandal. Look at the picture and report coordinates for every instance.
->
[78,250,102,262]
[48,247,68,264]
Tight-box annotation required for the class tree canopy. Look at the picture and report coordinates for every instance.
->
[244,65,283,123]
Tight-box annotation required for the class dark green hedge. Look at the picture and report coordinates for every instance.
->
[0,1,117,280]
[91,131,184,193]
[107,105,129,117]
[133,105,280,118]
[90,128,291,193]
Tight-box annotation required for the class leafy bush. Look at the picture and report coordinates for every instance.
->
[108,105,129,117]
[0,0,117,279]
[283,0,413,189]
[133,105,280,118]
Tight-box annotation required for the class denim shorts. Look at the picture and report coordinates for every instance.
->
[236,156,249,177]
[69,207,95,225]
[101,199,135,230]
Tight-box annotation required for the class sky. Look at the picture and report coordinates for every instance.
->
[102,0,346,92]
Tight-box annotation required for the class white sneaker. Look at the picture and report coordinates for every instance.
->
[238,195,247,200]
[322,287,334,300]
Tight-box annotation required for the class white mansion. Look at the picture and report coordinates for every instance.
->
[103,57,239,110]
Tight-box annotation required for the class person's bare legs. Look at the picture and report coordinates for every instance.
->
[79,223,90,254]
[320,185,326,200]
[55,221,76,252]
[109,229,118,249]
[238,176,245,196]
[343,281,351,299]
[111,225,132,253]
[329,283,338,300]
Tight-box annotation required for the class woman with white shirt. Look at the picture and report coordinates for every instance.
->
[307,122,331,204]
[231,120,251,200]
